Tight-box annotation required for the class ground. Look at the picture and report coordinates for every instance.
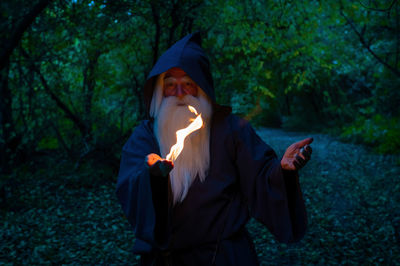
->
[252,128,400,265]
[1,128,399,265]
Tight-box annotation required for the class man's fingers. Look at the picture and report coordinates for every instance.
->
[297,151,306,160]
[162,159,174,170]
[146,153,162,167]
[300,147,311,160]
[283,140,313,170]
[149,159,174,177]
[296,137,314,148]
[293,159,302,169]
[159,160,174,176]
[295,154,306,165]
[304,145,312,155]
[146,154,174,177]
[302,151,311,160]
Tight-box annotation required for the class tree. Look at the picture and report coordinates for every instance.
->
[0,0,50,174]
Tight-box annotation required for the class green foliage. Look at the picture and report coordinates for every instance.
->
[37,137,59,150]
[0,0,399,264]
[341,115,400,154]
[0,0,398,181]
[198,0,399,153]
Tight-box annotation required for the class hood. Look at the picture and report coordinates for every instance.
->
[143,32,217,115]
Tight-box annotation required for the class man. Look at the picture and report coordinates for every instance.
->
[116,32,313,265]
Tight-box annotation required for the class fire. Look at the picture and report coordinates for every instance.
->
[166,105,203,162]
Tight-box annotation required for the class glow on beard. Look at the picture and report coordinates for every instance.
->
[165,105,203,162]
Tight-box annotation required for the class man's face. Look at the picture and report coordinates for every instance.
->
[163,67,198,99]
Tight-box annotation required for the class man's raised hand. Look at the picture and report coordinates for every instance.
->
[146,153,174,177]
[280,138,313,171]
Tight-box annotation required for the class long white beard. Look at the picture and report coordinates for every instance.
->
[152,88,212,204]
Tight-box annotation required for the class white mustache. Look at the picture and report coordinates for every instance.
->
[172,97,193,106]
[176,101,187,106]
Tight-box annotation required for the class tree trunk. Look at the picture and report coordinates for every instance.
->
[285,94,291,116]
[83,50,101,141]
[0,0,50,71]
[0,59,12,175]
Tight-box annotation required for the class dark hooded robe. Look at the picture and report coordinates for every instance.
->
[116,33,307,265]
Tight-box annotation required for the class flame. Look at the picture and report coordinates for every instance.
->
[188,105,198,115]
[166,105,203,162]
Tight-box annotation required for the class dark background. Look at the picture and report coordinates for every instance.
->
[1,0,399,264]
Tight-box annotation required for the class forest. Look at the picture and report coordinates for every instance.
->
[1,0,399,264]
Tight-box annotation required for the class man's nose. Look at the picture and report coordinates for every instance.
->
[176,84,185,98]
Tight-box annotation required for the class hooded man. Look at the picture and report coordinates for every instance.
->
[116,32,313,266]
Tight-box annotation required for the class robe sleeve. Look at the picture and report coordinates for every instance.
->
[232,117,307,243]
[115,121,169,252]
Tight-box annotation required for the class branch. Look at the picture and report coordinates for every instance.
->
[20,47,88,136]
[340,10,400,77]
[0,0,51,71]
[358,0,398,12]
[36,69,88,136]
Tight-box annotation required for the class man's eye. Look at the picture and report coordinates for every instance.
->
[165,82,175,88]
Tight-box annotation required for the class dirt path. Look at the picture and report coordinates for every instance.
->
[250,127,400,265]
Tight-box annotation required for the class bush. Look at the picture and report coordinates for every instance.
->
[341,115,400,154]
